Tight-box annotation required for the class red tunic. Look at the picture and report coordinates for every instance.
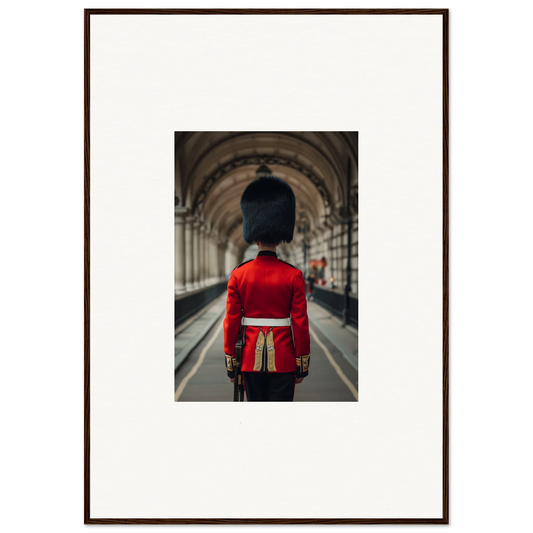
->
[223,251,311,373]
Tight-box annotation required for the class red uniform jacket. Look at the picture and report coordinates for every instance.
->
[224,251,311,374]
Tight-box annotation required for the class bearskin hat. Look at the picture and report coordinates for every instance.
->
[240,176,296,244]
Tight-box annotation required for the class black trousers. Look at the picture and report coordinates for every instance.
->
[243,372,296,402]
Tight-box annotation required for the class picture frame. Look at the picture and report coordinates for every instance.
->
[85,8,448,524]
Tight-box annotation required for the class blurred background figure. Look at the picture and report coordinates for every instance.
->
[318,256,327,286]
[307,262,317,300]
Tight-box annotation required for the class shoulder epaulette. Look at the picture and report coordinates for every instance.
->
[279,259,299,269]
[232,259,253,271]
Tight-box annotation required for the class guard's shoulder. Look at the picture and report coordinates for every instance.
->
[278,258,299,270]
[232,259,253,271]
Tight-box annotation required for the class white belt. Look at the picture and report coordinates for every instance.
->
[241,317,292,327]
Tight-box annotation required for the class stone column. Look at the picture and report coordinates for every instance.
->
[199,224,207,287]
[225,244,233,276]
[193,219,201,289]
[226,241,239,273]
[206,224,213,286]
[215,241,220,280]
[174,207,187,293]
[185,215,195,291]
[210,230,219,283]
[206,230,213,284]
[218,237,226,280]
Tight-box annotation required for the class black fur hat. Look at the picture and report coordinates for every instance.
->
[241,176,296,244]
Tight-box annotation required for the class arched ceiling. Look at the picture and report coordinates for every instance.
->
[175,132,358,255]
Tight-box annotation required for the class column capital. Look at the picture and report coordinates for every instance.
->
[175,206,189,224]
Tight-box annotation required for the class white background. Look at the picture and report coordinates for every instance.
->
[89,12,442,519]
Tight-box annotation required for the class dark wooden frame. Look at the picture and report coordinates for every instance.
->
[84,8,449,525]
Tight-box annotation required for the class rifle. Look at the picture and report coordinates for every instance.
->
[233,331,245,402]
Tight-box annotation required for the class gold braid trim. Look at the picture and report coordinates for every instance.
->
[253,330,265,371]
[266,329,277,372]
[225,354,235,371]
[296,355,310,372]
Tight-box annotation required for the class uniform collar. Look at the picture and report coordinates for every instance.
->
[256,250,278,258]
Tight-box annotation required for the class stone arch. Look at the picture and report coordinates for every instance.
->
[192,154,332,216]
[174,131,358,296]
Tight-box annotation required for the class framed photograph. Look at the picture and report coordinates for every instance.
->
[173,130,359,404]
[85,8,448,524]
